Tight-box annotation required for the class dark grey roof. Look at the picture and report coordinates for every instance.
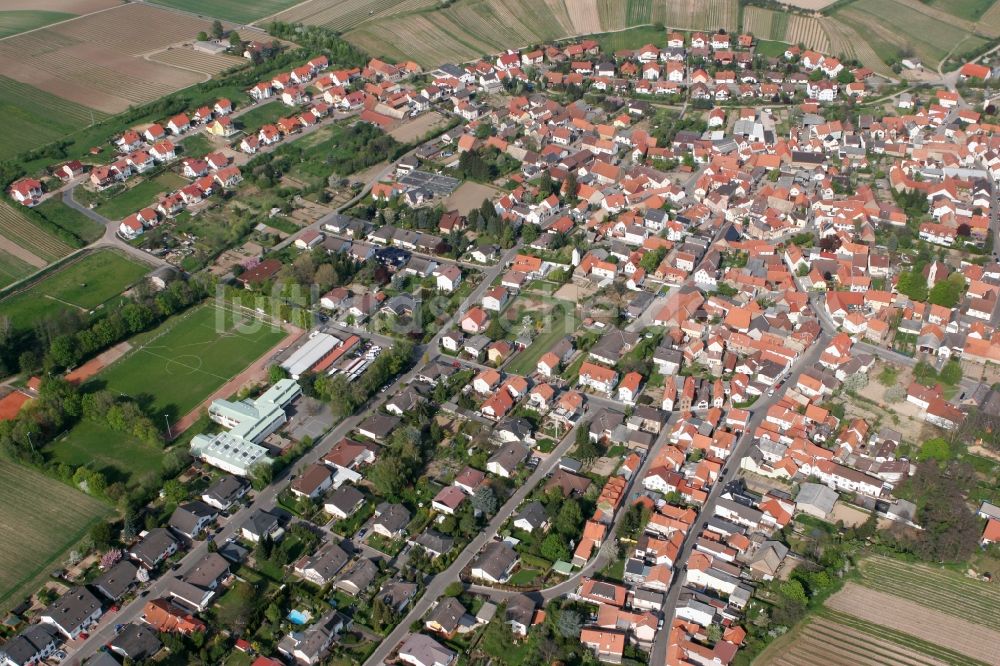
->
[42,586,101,635]
[130,527,177,568]
[110,623,162,660]
[515,501,548,529]
[168,500,217,537]
[374,502,410,534]
[202,475,245,507]
[325,485,365,516]
[183,553,229,590]
[427,597,466,634]
[93,560,138,601]
[411,530,454,557]
[0,623,58,665]
[242,508,281,538]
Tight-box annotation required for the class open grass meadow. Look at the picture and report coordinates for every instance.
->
[95,304,286,423]
[0,460,110,611]
[32,198,106,244]
[595,25,668,52]
[94,172,188,220]
[0,249,149,331]
[0,10,76,38]
[49,420,164,488]
[0,75,108,161]
[148,0,302,23]
[236,100,288,134]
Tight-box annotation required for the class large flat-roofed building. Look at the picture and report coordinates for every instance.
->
[191,379,301,476]
[280,333,341,379]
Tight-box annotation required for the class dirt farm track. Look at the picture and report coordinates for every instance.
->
[0,4,265,113]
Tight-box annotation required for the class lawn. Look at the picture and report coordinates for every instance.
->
[32,198,105,244]
[236,101,287,134]
[0,460,111,612]
[0,9,75,38]
[0,249,149,331]
[48,420,164,488]
[148,0,302,22]
[95,304,286,423]
[180,133,214,158]
[505,305,579,375]
[0,75,108,161]
[755,39,789,58]
[594,25,667,53]
[508,568,542,586]
[94,172,188,220]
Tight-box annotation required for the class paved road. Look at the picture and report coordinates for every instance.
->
[361,423,582,666]
[68,245,516,665]
[62,186,170,269]
[647,326,832,665]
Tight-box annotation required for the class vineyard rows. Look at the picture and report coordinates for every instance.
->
[50,3,214,56]
[0,204,73,264]
[149,48,245,76]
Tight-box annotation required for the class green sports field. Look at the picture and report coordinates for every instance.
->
[0,460,110,612]
[0,249,149,330]
[97,304,286,423]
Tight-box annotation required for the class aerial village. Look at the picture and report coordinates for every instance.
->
[4,19,1000,666]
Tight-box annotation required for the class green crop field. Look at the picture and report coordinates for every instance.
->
[148,0,303,23]
[0,249,149,331]
[0,75,108,161]
[0,10,76,38]
[625,0,652,26]
[857,556,1000,631]
[0,460,110,611]
[49,420,164,488]
[32,198,105,244]
[96,304,286,423]
[0,250,34,289]
[834,0,990,67]
[94,172,188,220]
[925,0,997,22]
[596,25,668,52]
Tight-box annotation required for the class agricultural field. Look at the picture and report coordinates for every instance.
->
[0,201,74,265]
[0,250,34,289]
[596,25,669,52]
[0,75,109,160]
[273,0,440,34]
[855,556,1000,633]
[824,583,1000,664]
[0,4,252,114]
[147,46,246,77]
[757,610,985,666]
[0,10,75,38]
[49,420,164,488]
[0,249,149,331]
[148,0,302,23]
[743,7,830,55]
[832,0,991,67]
[338,0,739,66]
[662,0,738,32]
[0,460,110,612]
[96,304,286,424]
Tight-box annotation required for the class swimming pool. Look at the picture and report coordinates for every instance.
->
[287,609,311,625]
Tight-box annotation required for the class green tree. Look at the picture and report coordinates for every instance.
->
[540,533,570,561]
[554,499,582,537]
[928,274,965,308]
[556,609,582,637]
[211,20,224,39]
[90,521,115,550]
[228,31,242,48]
[939,359,962,385]
[916,437,950,462]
